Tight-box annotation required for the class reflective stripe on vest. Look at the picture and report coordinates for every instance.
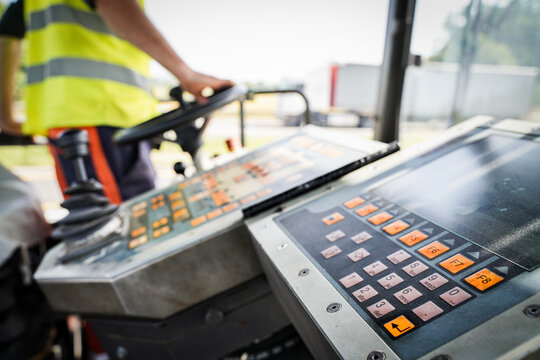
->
[26,58,152,95]
[22,0,158,135]
[29,4,112,34]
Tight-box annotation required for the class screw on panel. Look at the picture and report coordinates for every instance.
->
[431,355,452,360]
[326,303,341,313]
[298,269,309,276]
[205,307,225,326]
[278,243,288,250]
[116,346,128,359]
[367,351,386,360]
[524,304,540,318]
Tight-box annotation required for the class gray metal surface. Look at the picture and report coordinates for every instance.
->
[35,125,393,319]
[87,277,295,360]
[247,116,540,359]
[38,218,260,318]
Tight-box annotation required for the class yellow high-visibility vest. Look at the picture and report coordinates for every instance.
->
[23,0,158,135]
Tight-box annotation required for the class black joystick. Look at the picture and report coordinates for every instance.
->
[52,129,120,253]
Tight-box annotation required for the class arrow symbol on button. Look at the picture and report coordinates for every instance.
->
[423,228,434,234]
[405,218,415,224]
[443,239,455,246]
[494,266,508,275]
[467,252,480,259]
[375,202,384,207]
[390,209,400,215]
[391,323,410,333]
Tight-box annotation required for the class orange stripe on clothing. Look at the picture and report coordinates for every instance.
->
[86,127,123,204]
[46,141,69,198]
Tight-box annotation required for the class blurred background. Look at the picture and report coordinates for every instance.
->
[1,0,539,215]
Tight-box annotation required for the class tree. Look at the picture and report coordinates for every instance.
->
[430,0,540,68]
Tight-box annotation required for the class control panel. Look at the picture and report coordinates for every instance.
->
[35,125,397,318]
[247,117,540,360]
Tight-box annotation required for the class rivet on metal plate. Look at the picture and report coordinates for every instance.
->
[298,268,310,276]
[326,303,341,313]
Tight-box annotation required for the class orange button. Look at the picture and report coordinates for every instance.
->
[128,235,148,249]
[173,208,189,222]
[355,204,378,217]
[368,211,393,225]
[399,230,429,246]
[152,220,160,229]
[383,220,410,235]
[384,315,415,338]
[240,194,257,205]
[207,208,223,220]
[152,229,161,238]
[160,217,168,225]
[161,225,170,235]
[344,197,365,209]
[256,188,272,198]
[418,241,450,259]
[177,182,188,190]
[439,254,474,274]
[465,268,504,291]
[171,199,185,210]
[168,191,181,201]
[222,202,239,212]
[322,212,345,225]
[190,215,207,227]
[130,226,146,238]
[133,209,146,218]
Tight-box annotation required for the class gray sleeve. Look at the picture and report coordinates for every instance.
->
[0,164,51,267]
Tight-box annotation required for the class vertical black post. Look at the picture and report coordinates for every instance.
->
[239,99,245,147]
[374,0,416,143]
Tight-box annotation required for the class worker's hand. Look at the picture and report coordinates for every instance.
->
[180,70,235,104]
[0,116,23,136]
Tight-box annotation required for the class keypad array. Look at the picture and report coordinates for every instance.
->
[278,192,522,340]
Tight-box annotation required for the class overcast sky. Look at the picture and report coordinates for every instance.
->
[0,0,469,84]
[145,0,470,84]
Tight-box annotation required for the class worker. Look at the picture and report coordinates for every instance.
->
[0,0,234,203]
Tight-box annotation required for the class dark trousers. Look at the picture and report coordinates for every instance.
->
[48,126,156,203]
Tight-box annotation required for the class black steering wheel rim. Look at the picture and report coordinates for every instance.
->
[114,84,247,145]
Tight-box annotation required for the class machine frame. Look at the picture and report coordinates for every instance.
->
[246,116,540,360]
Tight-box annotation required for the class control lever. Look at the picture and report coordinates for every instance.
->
[52,129,121,261]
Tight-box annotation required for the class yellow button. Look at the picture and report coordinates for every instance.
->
[383,220,410,235]
[322,212,345,225]
[439,254,475,274]
[368,211,393,225]
[418,241,450,259]
[384,315,415,338]
[399,230,428,246]
[465,268,504,291]
[355,204,378,217]
[344,197,365,209]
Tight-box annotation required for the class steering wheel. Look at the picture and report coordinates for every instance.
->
[114,84,248,145]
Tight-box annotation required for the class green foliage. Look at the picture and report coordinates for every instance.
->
[430,0,540,68]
